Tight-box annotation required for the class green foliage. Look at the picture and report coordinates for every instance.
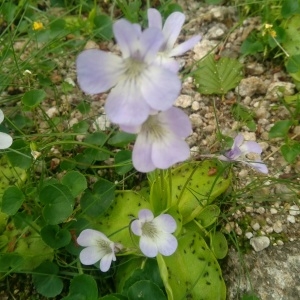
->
[62,274,98,300]
[157,231,226,300]
[22,89,46,108]
[193,54,243,95]
[1,186,25,215]
[32,261,63,298]
[231,103,257,131]
[40,184,75,225]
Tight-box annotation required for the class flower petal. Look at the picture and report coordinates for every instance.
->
[76,49,124,94]
[100,253,114,272]
[79,246,103,265]
[155,55,180,72]
[152,136,190,169]
[246,161,268,174]
[77,229,109,247]
[233,134,244,148]
[169,35,201,57]
[138,209,154,221]
[139,27,164,63]
[161,107,191,138]
[0,109,4,124]
[147,8,162,29]
[141,66,181,111]
[240,141,262,154]
[131,219,143,236]
[105,80,151,126]
[162,12,185,51]
[153,214,177,233]
[0,132,12,149]
[113,19,142,59]
[132,132,156,172]
[155,232,178,256]
[139,235,158,257]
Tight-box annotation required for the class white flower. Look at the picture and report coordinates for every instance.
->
[147,8,201,72]
[0,109,12,149]
[219,133,268,174]
[120,107,191,172]
[77,229,122,272]
[76,19,181,127]
[131,209,178,257]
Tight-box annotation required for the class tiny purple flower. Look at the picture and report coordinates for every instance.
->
[120,107,191,172]
[77,229,122,272]
[147,8,201,72]
[219,134,268,174]
[76,19,181,126]
[0,109,12,149]
[131,209,178,257]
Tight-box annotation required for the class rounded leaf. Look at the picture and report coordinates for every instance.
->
[22,89,46,108]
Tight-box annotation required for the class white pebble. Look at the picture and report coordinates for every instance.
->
[175,95,192,108]
[245,232,253,239]
[273,221,283,233]
[250,236,270,252]
[277,240,284,246]
[256,207,265,214]
[287,215,296,223]
[251,222,260,231]
[289,205,300,216]
[270,208,278,214]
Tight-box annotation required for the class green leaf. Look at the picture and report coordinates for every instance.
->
[282,14,300,56]
[6,140,32,169]
[285,55,300,74]
[1,186,25,215]
[39,184,74,225]
[62,274,98,300]
[281,0,300,18]
[194,54,243,94]
[196,205,220,228]
[72,120,89,133]
[61,171,87,197]
[76,101,91,114]
[241,294,260,300]
[281,143,300,163]
[240,35,264,56]
[32,261,63,298]
[85,132,108,146]
[93,14,113,40]
[128,280,166,300]
[157,231,226,300]
[115,150,133,175]
[231,103,256,131]
[80,179,115,217]
[269,120,293,139]
[108,132,136,147]
[41,225,71,249]
[22,89,46,108]
[210,232,228,259]
[0,253,24,272]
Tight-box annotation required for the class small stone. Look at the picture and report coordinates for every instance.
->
[191,101,200,111]
[256,207,265,214]
[236,76,267,97]
[250,236,270,252]
[251,222,260,231]
[245,206,254,213]
[245,232,253,239]
[287,215,296,223]
[175,95,192,108]
[270,208,278,214]
[289,205,300,216]
[265,82,295,101]
[273,220,283,233]
[92,115,111,131]
[277,240,284,246]
[46,107,59,118]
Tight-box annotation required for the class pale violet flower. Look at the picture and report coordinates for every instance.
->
[120,107,191,172]
[147,8,201,72]
[0,109,12,149]
[77,229,122,272]
[76,19,181,127]
[131,209,178,257]
[219,134,268,174]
